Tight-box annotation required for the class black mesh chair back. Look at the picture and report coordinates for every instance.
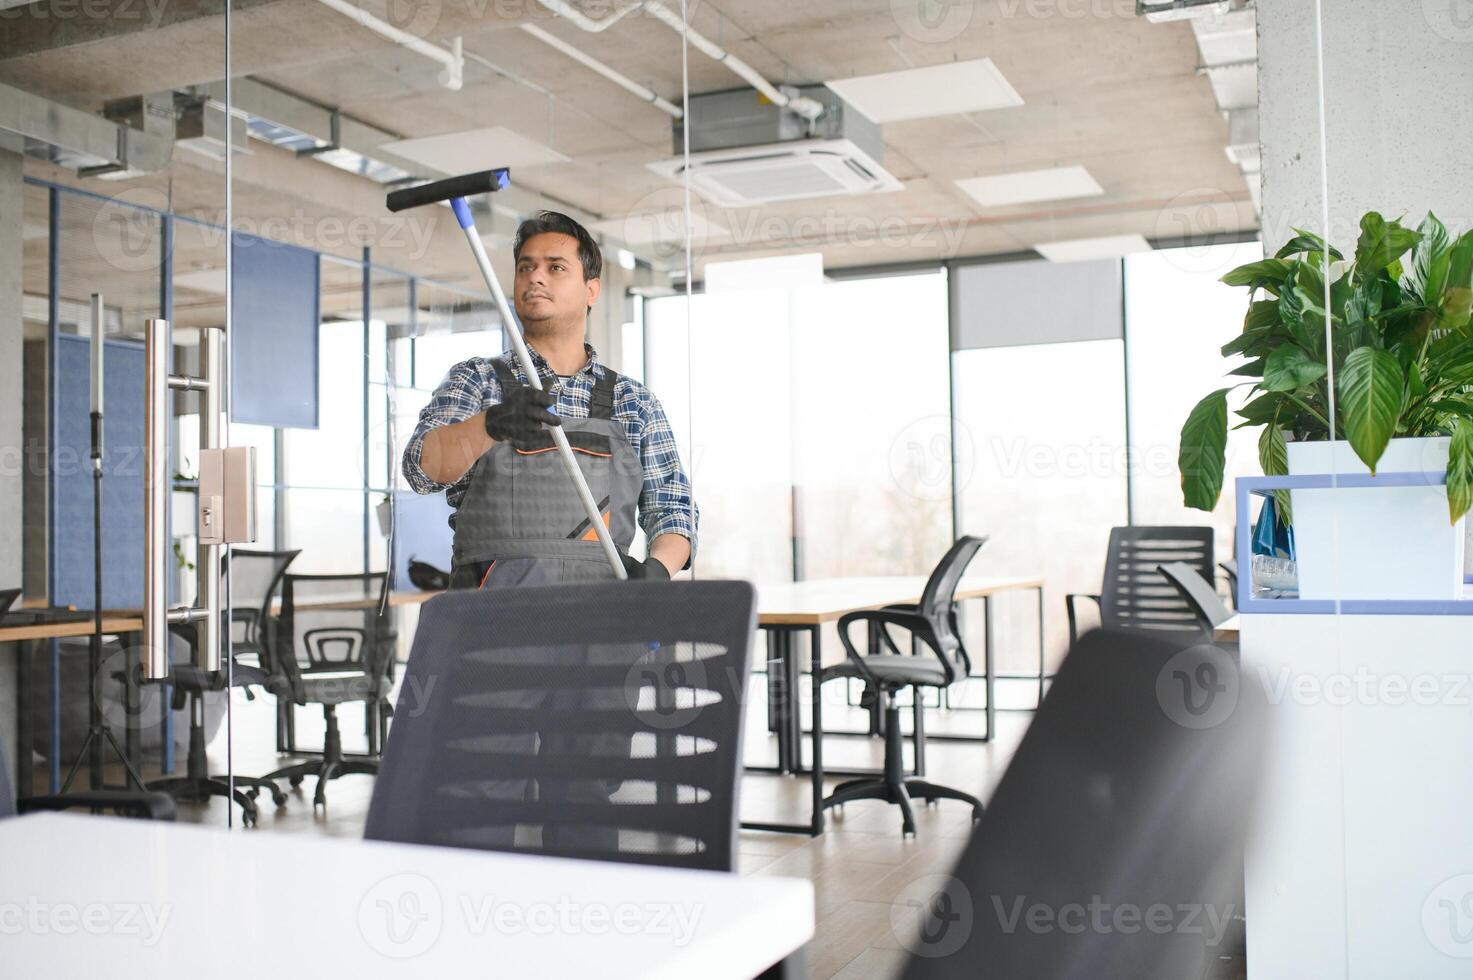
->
[1099,526,1214,635]
[364,581,756,872]
[899,628,1264,979]
[274,572,394,699]
[918,535,987,625]
[1157,561,1232,634]
[224,549,300,658]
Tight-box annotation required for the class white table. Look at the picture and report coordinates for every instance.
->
[0,813,814,979]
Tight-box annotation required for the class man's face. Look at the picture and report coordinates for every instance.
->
[513,232,601,334]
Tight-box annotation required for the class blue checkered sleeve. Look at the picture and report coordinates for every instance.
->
[633,387,699,562]
[401,359,497,495]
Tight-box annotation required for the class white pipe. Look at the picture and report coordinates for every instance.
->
[311,0,464,90]
[534,0,825,120]
[532,0,645,32]
[521,23,683,118]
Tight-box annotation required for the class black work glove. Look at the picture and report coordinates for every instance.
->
[484,383,561,448]
[621,553,671,581]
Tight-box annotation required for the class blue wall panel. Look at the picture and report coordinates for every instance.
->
[232,232,320,429]
[52,335,146,609]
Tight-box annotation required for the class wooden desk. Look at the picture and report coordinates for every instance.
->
[1214,615,1240,643]
[0,617,144,643]
[1,813,815,979]
[745,574,1045,837]
[0,616,147,795]
[756,574,1045,625]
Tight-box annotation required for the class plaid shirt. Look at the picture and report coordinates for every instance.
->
[402,343,698,559]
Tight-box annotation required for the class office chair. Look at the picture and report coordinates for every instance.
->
[146,549,299,825]
[364,581,755,872]
[1066,526,1214,645]
[262,572,396,808]
[896,628,1264,979]
[818,536,988,837]
[0,587,20,614]
[1157,561,1234,636]
[1,732,175,821]
[1219,559,1239,607]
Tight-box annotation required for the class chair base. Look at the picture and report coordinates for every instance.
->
[819,695,983,837]
[146,775,281,826]
[146,691,287,826]
[822,776,983,837]
[264,703,379,808]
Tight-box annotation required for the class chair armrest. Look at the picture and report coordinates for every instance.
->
[1065,593,1102,647]
[834,609,950,685]
[18,790,177,821]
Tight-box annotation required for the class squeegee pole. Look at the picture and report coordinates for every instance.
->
[452,198,627,580]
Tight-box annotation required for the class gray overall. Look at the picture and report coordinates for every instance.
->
[445,358,641,854]
[448,359,640,590]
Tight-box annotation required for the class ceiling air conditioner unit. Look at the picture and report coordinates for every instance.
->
[647,86,902,207]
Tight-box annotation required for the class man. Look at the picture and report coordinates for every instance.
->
[402,210,697,589]
[399,212,696,855]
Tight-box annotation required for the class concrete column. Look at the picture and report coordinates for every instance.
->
[0,147,22,795]
[1257,0,1473,250]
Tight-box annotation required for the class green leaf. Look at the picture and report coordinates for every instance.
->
[1180,389,1230,511]
[1355,212,1422,278]
[1229,357,1267,378]
[1337,346,1406,473]
[1408,212,1451,304]
[1235,391,1285,426]
[1262,346,1328,391]
[1221,258,1293,292]
[1275,229,1343,262]
[1439,235,1473,329]
[1258,423,1293,525]
[1447,420,1473,524]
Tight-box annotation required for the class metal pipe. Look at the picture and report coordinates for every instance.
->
[532,0,825,120]
[520,23,684,119]
[167,374,212,392]
[198,328,223,673]
[142,319,170,681]
[309,0,463,90]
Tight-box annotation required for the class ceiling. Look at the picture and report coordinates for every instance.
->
[3,0,1259,300]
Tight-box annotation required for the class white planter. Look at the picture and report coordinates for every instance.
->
[1287,436,1464,600]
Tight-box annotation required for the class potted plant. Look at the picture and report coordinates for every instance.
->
[1179,211,1473,599]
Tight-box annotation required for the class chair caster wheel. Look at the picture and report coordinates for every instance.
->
[271,790,288,807]
[289,775,305,788]
[246,787,260,800]
[240,810,257,827]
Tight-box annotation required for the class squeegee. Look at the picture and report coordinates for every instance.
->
[387,169,627,580]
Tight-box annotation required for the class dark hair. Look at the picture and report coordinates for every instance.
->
[513,210,603,282]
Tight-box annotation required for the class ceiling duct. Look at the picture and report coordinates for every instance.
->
[1137,0,1233,22]
[0,83,173,178]
[1142,0,1260,213]
[647,86,901,207]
